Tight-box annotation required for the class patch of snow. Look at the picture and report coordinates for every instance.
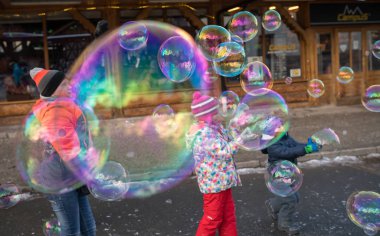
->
[237,168,266,175]
[364,153,380,158]
[299,156,361,168]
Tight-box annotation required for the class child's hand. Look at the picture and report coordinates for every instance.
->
[305,142,320,154]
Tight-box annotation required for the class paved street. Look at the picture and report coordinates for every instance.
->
[1,155,379,236]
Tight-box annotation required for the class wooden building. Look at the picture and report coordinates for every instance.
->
[0,0,379,125]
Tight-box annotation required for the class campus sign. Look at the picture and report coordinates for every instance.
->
[310,3,380,25]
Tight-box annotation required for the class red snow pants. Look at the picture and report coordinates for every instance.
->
[196,188,237,236]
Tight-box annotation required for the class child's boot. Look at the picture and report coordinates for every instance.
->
[265,200,277,221]
[278,222,300,235]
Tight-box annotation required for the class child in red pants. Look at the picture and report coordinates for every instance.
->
[186,91,241,236]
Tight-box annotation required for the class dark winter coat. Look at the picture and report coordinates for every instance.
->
[263,133,307,165]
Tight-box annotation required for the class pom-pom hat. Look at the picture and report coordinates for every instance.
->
[30,67,65,97]
[191,91,219,120]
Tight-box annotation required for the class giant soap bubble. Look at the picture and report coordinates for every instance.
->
[213,41,246,77]
[196,25,231,62]
[362,85,380,112]
[158,36,196,83]
[118,21,148,51]
[346,191,380,234]
[240,61,273,95]
[229,88,289,151]
[311,128,340,146]
[68,21,205,198]
[265,160,303,197]
[17,99,109,194]
[228,11,259,42]
[89,161,129,201]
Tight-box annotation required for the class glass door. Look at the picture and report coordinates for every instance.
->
[335,30,364,104]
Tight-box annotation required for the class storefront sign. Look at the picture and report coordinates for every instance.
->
[310,3,380,25]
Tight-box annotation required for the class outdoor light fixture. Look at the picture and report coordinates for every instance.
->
[11,1,81,5]
[227,7,243,13]
[288,6,299,11]
[269,6,276,10]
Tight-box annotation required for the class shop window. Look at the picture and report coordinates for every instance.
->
[0,22,45,102]
[338,31,362,72]
[316,33,332,74]
[351,32,362,72]
[265,23,301,80]
[368,30,380,71]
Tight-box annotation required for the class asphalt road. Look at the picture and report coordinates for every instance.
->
[1,156,379,236]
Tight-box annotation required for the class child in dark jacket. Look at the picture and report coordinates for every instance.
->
[263,132,319,235]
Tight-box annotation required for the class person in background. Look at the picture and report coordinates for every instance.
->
[29,67,96,236]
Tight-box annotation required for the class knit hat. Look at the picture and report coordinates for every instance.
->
[191,91,219,120]
[30,67,65,97]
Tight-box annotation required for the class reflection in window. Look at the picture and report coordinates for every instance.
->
[338,32,350,68]
[265,22,301,80]
[368,31,380,71]
[317,33,332,74]
[351,32,362,72]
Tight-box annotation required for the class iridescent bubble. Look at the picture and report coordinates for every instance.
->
[265,160,303,197]
[0,184,20,209]
[372,40,380,59]
[118,21,148,51]
[70,20,209,109]
[17,99,109,194]
[229,88,289,151]
[337,66,354,84]
[196,25,231,62]
[153,104,175,118]
[158,36,196,83]
[240,61,273,95]
[228,11,259,42]
[213,42,246,77]
[311,128,340,146]
[69,21,207,198]
[346,191,380,232]
[307,79,325,98]
[364,223,378,236]
[203,64,219,84]
[262,10,282,31]
[89,161,129,201]
[231,35,244,46]
[285,77,292,85]
[42,218,61,236]
[362,85,380,112]
[152,104,178,137]
[218,91,240,118]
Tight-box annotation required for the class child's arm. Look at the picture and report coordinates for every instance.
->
[267,141,307,160]
[193,127,237,158]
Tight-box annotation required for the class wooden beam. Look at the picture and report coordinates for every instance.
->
[42,15,50,69]
[51,21,76,36]
[245,1,265,12]
[0,0,10,8]
[271,3,307,42]
[104,8,120,30]
[68,9,96,33]
[135,7,151,20]
[178,6,205,30]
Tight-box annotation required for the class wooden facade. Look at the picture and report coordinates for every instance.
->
[0,0,379,125]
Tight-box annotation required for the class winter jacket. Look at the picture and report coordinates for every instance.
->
[265,133,307,165]
[28,97,90,193]
[186,122,241,194]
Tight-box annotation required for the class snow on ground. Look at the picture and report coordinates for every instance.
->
[237,153,380,175]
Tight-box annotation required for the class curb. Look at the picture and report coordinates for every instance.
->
[236,146,380,169]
